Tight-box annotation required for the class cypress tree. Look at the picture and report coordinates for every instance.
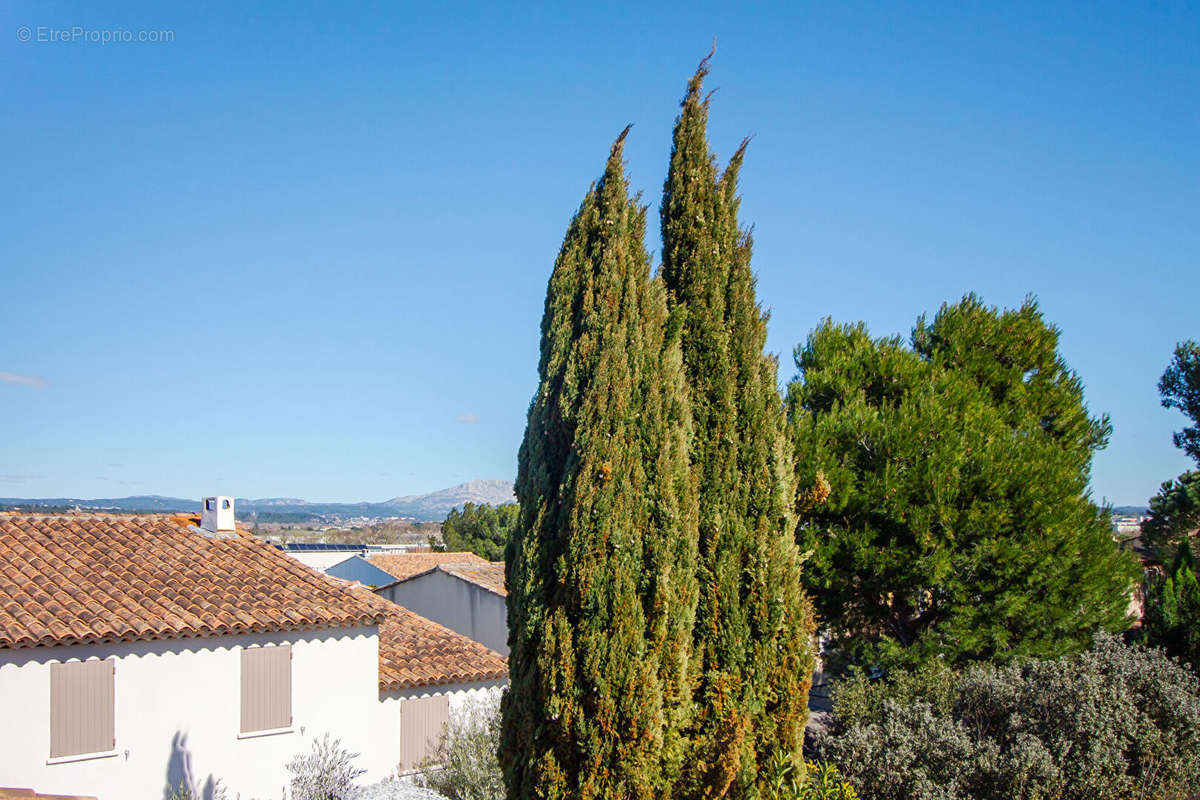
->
[502,129,699,800]
[660,56,815,797]
[1145,540,1200,670]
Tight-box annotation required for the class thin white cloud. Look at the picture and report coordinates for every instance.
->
[0,371,47,389]
[0,474,47,483]
[455,413,480,424]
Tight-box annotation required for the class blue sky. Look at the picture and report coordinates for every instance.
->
[1,1,1196,505]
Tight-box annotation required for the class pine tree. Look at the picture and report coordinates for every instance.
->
[660,56,815,798]
[788,296,1139,671]
[501,129,699,800]
[439,502,518,560]
[1144,340,1200,564]
[1143,471,1200,564]
[1158,339,1200,465]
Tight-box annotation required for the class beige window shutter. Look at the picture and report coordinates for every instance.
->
[398,693,450,771]
[240,644,292,733]
[50,658,116,758]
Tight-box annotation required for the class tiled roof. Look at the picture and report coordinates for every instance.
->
[433,562,507,597]
[0,514,383,650]
[368,551,488,583]
[343,584,507,690]
[0,790,97,800]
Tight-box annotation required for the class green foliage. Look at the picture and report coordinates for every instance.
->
[657,56,816,800]
[1140,342,1200,673]
[814,633,1200,800]
[439,502,518,560]
[660,55,815,798]
[763,753,860,800]
[1159,339,1200,465]
[502,129,700,800]
[1144,540,1200,671]
[796,763,861,800]
[762,749,803,799]
[787,296,1138,672]
[828,661,959,729]
[417,695,505,800]
[1142,470,1200,563]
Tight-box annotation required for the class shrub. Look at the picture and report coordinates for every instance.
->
[762,752,860,800]
[166,779,228,800]
[814,633,1200,800]
[286,734,365,800]
[828,660,959,728]
[797,762,861,800]
[416,694,504,800]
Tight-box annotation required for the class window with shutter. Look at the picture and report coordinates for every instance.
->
[398,693,450,771]
[240,644,292,733]
[50,658,116,758]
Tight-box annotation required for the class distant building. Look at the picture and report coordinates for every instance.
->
[1115,524,1169,630]
[277,542,372,570]
[325,555,402,588]
[367,551,490,583]
[276,542,428,572]
[376,561,508,656]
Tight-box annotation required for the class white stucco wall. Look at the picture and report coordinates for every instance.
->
[383,679,506,716]
[381,680,506,776]
[381,572,509,655]
[0,626,400,800]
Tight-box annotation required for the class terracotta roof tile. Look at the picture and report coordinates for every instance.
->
[342,584,507,691]
[368,551,488,583]
[0,514,382,650]
[427,562,507,597]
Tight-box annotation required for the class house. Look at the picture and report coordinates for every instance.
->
[340,583,507,772]
[276,543,429,573]
[375,559,508,656]
[276,542,373,572]
[367,551,489,583]
[0,500,506,798]
[324,555,401,589]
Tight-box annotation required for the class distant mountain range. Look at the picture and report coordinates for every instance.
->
[0,479,516,523]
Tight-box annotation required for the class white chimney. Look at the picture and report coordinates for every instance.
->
[200,496,235,532]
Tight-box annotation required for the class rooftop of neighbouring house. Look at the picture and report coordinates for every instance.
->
[325,554,403,588]
[340,582,507,690]
[0,512,383,649]
[368,550,489,583]
[413,561,507,597]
